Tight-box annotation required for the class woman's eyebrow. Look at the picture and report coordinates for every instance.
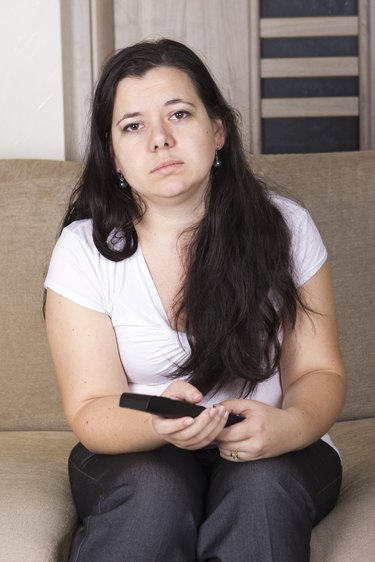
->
[116,111,141,126]
[164,98,196,108]
[116,99,196,126]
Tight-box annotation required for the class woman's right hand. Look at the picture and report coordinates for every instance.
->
[46,289,228,453]
[152,381,229,450]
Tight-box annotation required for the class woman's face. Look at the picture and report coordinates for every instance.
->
[111,66,225,209]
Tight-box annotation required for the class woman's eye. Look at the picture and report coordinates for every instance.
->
[171,110,190,121]
[123,123,142,133]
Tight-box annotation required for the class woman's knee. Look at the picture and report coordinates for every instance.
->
[198,454,314,562]
[208,442,341,524]
[69,445,207,561]
[69,443,207,522]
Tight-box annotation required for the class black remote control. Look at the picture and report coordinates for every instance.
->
[119,393,244,427]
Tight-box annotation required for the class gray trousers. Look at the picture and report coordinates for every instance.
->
[68,440,341,562]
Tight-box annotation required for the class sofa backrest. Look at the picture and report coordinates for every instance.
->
[250,150,375,421]
[0,153,373,430]
[0,160,81,430]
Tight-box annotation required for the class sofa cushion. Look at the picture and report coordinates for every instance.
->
[0,160,81,430]
[250,151,375,421]
[0,431,78,562]
[311,418,375,561]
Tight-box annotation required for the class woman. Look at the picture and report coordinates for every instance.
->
[45,38,346,561]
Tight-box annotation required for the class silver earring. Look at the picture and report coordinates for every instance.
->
[213,150,221,168]
[118,171,127,189]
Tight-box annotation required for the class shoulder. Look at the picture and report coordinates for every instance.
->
[57,219,114,263]
[60,218,95,248]
[269,192,318,242]
[45,219,127,313]
[59,219,128,258]
[269,192,327,286]
[268,192,310,227]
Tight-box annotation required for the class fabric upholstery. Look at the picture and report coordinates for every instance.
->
[250,151,375,421]
[311,419,375,561]
[0,431,77,562]
[0,160,81,430]
[0,154,374,561]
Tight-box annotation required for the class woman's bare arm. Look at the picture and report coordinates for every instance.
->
[279,260,346,446]
[45,289,166,453]
[45,289,229,453]
[217,261,346,460]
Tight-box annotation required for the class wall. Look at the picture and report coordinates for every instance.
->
[0,0,65,160]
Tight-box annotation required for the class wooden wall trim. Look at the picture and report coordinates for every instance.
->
[359,0,375,149]
[60,0,114,161]
[261,57,358,78]
[262,97,358,119]
[371,0,375,148]
[359,0,370,149]
[60,0,92,161]
[90,0,115,85]
[249,0,261,153]
[260,16,358,38]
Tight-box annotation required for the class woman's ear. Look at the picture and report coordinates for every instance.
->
[213,118,226,150]
[113,158,121,173]
[112,153,122,175]
[107,133,120,171]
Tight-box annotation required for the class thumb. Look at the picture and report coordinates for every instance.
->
[163,381,202,404]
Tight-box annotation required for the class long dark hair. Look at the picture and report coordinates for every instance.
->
[62,38,306,397]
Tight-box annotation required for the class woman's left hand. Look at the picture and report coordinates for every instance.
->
[215,399,302,462]
[216,263,346,464]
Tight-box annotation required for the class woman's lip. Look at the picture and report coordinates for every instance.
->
[151,160,183,173]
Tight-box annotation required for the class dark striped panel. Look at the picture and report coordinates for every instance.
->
[261,37,358,58]
[262,76,359,98]
[260,0,358,18]
[262,117,359,154]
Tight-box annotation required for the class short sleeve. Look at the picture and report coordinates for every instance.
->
[273,195,328,287]
[44,220,110,313]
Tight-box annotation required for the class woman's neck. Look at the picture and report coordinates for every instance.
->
[135,199,205,246]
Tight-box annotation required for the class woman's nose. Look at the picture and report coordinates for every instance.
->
[149,120,175,151]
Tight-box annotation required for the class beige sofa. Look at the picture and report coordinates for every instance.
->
[0,152,374,561]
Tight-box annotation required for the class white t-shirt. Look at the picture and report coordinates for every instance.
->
[45,194,335,447]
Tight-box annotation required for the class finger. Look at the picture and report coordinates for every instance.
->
[163,381,202,404]
[218,436,266,461]
[190,406,229,444]
[219,399,252,415]
[189,405,229,433]
[167,406,227,442]
[152,415,195,435]
[155,406,229,448]
[218,446,246,463]
[216,417,250,443]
